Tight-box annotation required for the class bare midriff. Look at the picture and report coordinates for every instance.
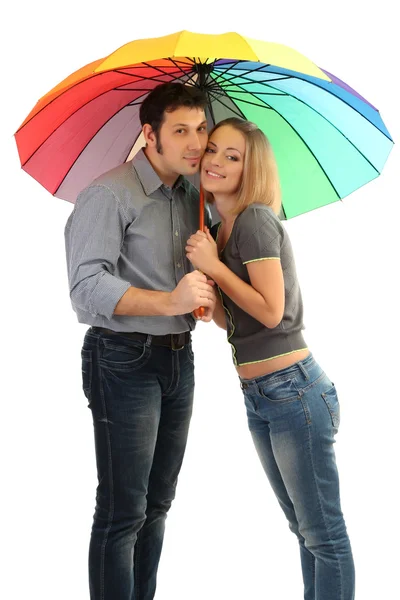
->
[236,348,310,380]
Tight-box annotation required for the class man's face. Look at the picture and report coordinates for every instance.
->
[155,107,208,179]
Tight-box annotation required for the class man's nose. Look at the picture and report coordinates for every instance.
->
[187,132,202,151]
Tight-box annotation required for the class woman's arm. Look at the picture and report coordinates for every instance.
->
[186,228,284,329]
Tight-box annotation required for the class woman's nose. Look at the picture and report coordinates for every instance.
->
[210,153,222,167]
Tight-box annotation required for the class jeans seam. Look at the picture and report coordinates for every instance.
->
[97,337,115,600]
[134,531,143,596]
[305,419,343,599]
[164,349,181,397]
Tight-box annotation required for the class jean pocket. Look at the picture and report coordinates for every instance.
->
[257,376,300,403]
[99,339,151,371]
[321,384,340,428]
[81,348,92,399]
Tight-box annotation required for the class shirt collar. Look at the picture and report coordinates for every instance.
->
[132,148,186,197]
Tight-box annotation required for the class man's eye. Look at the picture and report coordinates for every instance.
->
[198,126,207,132]
[176,129,185,134]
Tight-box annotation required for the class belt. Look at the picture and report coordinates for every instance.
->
[92,327,190,350]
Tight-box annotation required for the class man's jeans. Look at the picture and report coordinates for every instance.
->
[81,327,195,600]
[241,353,355,600]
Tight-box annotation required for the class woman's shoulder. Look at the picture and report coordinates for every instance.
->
[236,203,282,233]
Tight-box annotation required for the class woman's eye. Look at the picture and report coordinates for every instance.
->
[227,155,238,161]
[205,147,214,153]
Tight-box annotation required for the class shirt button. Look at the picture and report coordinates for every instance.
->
[177,262,181,268]
[175,231,179,237]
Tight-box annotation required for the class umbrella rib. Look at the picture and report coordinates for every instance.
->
[18,88,152,166]
[168,56,200,86]
[19,67,195,164]
[115,87,174,92]
[266,71,393,144]
[223,77,382,174]
[207,95,216,126]
[222,89,289,96]
[216,79,342,197]
[52,105,146,196]
[213,62,276,85]
[125,72,197,105]
[213,60,264,83]
[216,65,392,143]
[17,67,184,134]
[168,58,199,87]
[124,72,197,105]
[113,68,183,84]
[274,113,342,199]
[217,76,292,88]
[113,59,191,70]
[249,67,393,143]
[142,60,193,83]
[52,68,198,191]
[220,94,274,110]
[206,89,247,120]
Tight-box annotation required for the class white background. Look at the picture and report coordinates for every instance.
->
[2,1,399,598]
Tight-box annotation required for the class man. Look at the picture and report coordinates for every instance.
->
[64,82,216,600]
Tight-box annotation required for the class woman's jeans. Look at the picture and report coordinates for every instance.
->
[240,353,355,600]
[81,327,195,600]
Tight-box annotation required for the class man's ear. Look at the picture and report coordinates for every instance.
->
[143,124,156,147]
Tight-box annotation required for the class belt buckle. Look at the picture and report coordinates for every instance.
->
[171,333,184,351]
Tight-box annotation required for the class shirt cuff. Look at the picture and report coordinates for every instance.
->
[88,272,131,320]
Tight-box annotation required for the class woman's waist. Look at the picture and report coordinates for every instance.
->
[238,351,327,393]
[236,347,310,379]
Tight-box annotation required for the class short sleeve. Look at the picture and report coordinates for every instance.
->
[235,205,282,265]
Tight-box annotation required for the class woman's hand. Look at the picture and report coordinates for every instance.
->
[186,227,220,275]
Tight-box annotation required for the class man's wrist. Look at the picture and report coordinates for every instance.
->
[164,291,179,317]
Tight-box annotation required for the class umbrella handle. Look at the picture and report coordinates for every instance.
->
[193,186,205,320]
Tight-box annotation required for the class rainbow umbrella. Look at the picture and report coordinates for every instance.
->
[14,31,393,219]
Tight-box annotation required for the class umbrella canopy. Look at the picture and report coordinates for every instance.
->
[15,31,393,218]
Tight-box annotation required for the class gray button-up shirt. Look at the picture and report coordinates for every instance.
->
[64,149,211,335]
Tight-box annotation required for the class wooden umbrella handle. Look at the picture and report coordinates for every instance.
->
[193,186,205,319]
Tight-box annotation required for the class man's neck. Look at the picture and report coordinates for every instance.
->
[143,147,179,188]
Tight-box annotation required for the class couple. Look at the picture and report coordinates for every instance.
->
[65,82,355,599]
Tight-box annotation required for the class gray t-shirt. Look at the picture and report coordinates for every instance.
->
[211,203,307,366]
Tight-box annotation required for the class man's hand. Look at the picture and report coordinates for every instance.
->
[197,279,217,322]
[169,271,215,316]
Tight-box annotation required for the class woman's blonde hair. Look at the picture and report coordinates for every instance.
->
[205,118,282,216]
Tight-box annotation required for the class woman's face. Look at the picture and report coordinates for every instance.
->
[201,125,245,197]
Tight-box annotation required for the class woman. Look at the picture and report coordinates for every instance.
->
[186,118,355,599]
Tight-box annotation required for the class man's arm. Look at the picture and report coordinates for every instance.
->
[114,272,215,317]
[65,185,215,319]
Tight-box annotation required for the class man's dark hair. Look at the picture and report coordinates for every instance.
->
[139,83,208,151]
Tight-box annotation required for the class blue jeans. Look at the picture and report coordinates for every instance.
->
[81,328,195,600]
[241,354,355,600]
